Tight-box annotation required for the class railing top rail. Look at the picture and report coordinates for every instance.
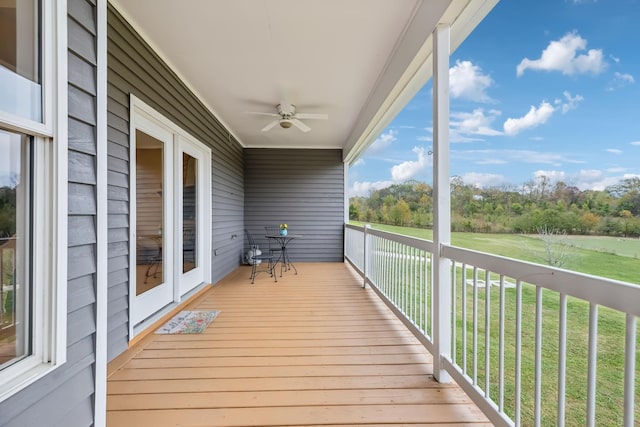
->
[345,223,436,253]
[443,244,640,317]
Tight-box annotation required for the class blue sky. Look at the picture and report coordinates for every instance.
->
[349,0,640,197]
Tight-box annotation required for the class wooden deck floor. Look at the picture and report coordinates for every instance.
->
[107,262,491,427]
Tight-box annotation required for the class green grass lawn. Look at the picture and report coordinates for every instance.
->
[350,222,640,426]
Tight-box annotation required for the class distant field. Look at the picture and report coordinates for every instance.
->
[350,222,640,284]
[537,234,640,259]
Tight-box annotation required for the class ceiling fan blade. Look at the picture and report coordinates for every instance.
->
[295,113,328,120]
[261,120,279,132]
[244,111,280,117]
[291,118,311,133]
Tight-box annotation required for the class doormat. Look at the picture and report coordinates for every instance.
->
[155,310,220,334]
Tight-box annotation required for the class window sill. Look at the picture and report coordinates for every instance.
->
[0,358,64,404]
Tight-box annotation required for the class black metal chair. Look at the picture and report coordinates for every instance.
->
[244,229,276,284]
[264,225,284,257]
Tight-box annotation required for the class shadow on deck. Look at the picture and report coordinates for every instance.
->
[107,262,491,426]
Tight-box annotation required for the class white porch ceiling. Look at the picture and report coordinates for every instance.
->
[110,0,497,162]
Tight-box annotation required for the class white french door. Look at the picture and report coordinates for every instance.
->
[130,96,212,332]
[131,113,175,326]
[176,136,211,296]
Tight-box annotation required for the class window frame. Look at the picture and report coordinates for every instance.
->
[0,0,68,403]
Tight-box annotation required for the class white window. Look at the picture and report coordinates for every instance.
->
[0,0,67,402]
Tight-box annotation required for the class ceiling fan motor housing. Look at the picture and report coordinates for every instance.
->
[277,103,295,117]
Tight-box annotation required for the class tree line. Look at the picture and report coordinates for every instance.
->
[349,176,640,237]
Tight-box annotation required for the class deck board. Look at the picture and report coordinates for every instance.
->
[107,262,491,426]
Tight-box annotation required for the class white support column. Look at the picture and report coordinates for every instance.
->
[432,23,452,383]
[94,0,108,425]
[344,162,350,225]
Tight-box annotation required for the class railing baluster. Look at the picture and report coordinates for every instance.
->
[363,225,368,287]
[424,252,428,335]
[430,250,434,338]
[586,303,598,427]
[557,293,567,427]
[535,286,542,427]
[451,261,457,365]
[408,246,412,321]
[416,248,420,328]
[473,266,478,385]
[515,279,522,426]
[462,263,467,375]
[383,238,388,295]
[394,241,398,310]
[498,274,505,412]
[403,243,408,316]
[623,314,636,427]
[415,249,420,331]
[485,269,491,397]
[391,240,396,308]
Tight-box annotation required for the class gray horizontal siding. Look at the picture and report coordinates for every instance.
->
[244,149,344,262]
[106,4,245,361]
[0,2,98,426]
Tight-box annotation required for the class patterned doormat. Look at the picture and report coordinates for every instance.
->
[155,310,220,334]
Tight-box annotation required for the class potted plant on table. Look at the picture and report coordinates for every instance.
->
[279,223,288,236]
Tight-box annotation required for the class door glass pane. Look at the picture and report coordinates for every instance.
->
[183,153,197,273]
[0,0,41,121]
[136,130,164,295]
[0,128,31,370]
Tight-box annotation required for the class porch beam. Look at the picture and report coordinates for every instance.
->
[432,23,452,383]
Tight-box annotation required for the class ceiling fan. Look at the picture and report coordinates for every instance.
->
[245,102,328,132]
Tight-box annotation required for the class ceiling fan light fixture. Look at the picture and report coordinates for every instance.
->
[279,119,293,129]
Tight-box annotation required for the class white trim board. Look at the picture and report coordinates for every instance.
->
[94,0,108,425]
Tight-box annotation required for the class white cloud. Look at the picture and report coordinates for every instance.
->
[449,108,503,143]
[606,72,636,92]
[449,60,494,103]
[454,149,584,167]
[613,72,634,84]
[534,169,567,183]
[503,101,555,136]
[349,147,433,196]
[631,141,640,146]
[368,129,398,153]
[390,146,431,182]
[558,91,584,113]
[607,72,635,91]
[461,172,506,189]
[606,148,623,154]
[476,158,508,165]
[532,169,640,191]
[607,167,627,173]
[349,180,394,197]
[516,32,606,77]
[572,170,620,191]
[352,158,365,167]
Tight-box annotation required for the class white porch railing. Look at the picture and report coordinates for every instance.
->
[344,224,639,427]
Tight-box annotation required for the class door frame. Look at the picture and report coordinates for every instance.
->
[129,105,175,328]
[129,95,212,338]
